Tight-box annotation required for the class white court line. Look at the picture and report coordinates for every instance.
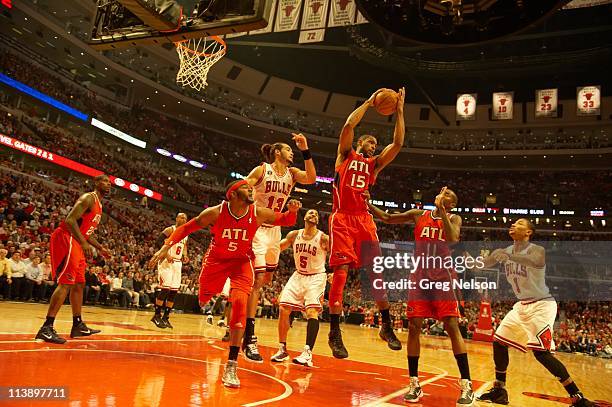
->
[475,380,493,397]
[346,370,381,376]
[374,377,390,382]
[361,370,449,407]
[0,348,292,407]
[211,345,225,351]
[427,382,446,387]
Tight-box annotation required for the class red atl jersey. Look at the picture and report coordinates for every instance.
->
[207,201,259,259]
[333,149,377,213]
[413,210,455,280]
[59,192,103,238]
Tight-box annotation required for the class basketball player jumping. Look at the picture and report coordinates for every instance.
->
[35,175,111,344]
[149,180,301,388]
[270,209,329,367]
[151,212,189,329]
[242,133,317,362]
[328,87,405,359]
[367,187,475,405]
[476,219,595,407]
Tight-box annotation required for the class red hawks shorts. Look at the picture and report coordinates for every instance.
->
[406,300,461,320]
[198,253,255,304]
[50,228,86,285]
[329,211,381,269]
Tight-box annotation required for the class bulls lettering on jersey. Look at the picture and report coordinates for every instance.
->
[503,244,550,301]
[254,162,294,214]
[293,230,326,274]
[333,149,377,213]
[208,202,259,259]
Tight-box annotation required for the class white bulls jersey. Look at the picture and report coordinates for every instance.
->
[253,162,294,223]
[293,229,326,275]
[503,243,550,301]
[168,225,188,261]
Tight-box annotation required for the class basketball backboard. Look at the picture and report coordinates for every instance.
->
[89,0,272,50]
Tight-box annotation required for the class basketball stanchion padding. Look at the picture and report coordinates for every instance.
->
[175,36,226,91]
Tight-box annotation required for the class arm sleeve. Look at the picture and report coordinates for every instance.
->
[271,210,298,227]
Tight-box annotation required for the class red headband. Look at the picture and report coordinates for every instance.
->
[226,180,249,200]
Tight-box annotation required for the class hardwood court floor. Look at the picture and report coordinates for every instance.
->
[0,302,610,406]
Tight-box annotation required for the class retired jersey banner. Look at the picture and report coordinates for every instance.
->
[301,0,329,30]
[355,10,369,24]
[456,93,477,121]
[492,92,514,120]
[249,0,277,35]
[328,0,357,27]
[275,0,302,32]
[299,29,326,43]
[577,85,601,116]
[535,88,558,118]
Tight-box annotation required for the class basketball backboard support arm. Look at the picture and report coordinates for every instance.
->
[116,0,181,31]
[89,0,272,51]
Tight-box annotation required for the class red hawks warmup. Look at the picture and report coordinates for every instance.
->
[35,175,111,344]
[149,180,301,388]
[368,187,475,406]
[242,133,317,362]
[327,87,406,359]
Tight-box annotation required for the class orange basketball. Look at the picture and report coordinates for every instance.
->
[374,90,399,116]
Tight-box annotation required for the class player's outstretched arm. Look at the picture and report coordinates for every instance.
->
[338,88,388,162]
[65,193,95,257]
[87,235,111,258]
[508,244,546,268]
[375,87,405,174]
[149,206,220,267]
[155,226,174,247]
[257,199,302,227]
[364,190,421,224]
[290,133,317,185]
[280,230,299,251]
[320,233,330,252]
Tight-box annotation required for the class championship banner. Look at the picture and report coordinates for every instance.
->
[492,91,514,120]
[298,29,326,43]
[355,9,368,24]
[577,85,601,116]
[472,301,494,342]
[249,0,277,35]
[535,88,558,118]
[301,0,329,30]
[456,93,477,121]
[328,0,357,27]
[275,0,302,32]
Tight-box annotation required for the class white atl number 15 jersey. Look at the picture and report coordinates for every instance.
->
[503,243,550,301]
[293,230,326,275]
[253,163,294,216]
[168,225,188,261]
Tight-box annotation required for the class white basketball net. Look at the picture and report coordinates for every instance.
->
[175,36,226,91]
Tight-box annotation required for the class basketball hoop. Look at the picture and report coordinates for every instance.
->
[175,36,226,91]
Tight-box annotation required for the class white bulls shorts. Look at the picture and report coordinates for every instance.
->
[279,272,327,311]
[494,298,557,352]
[158,259,182,290]
[252,225,281,272]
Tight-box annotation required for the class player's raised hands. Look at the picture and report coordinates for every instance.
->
[366,88,392,107]
[286,199,302,213]
[149,245,171,269]
[291,133,309,151]
[434,186,448,213]
[396,87,405,112]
